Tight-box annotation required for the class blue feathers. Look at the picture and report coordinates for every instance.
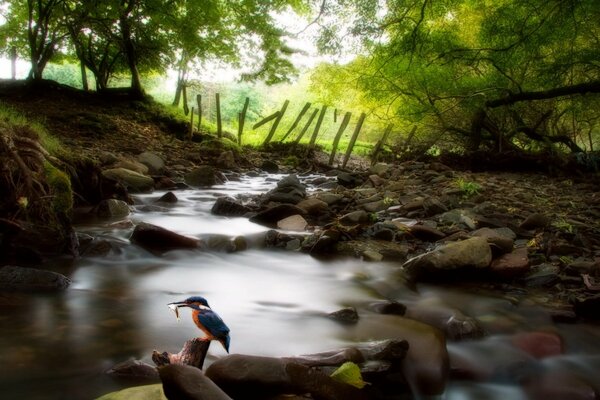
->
[172,296,231,353]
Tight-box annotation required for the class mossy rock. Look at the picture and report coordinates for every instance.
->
[199,137,241,155]
[95,384,166,400]
[44,162,73,214]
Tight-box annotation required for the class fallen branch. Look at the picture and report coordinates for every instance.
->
[152,338,211,370]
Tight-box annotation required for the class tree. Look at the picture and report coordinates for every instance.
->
[0,0,69,81]
[313,0,600,154]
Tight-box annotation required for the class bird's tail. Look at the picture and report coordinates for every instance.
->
[219,335,230,353]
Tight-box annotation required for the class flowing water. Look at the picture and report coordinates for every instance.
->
[1,173,599,399]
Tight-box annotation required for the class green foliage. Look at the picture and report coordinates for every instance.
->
[0,103,62,156]
[95,384,166,400]
[455,178,481,198]
[330,362,369,389]
[310,0,600,155]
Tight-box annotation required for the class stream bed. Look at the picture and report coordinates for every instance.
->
[1,173,599,399]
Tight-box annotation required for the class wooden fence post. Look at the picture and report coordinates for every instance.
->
[10,47,17,80]
[370,124,393,165]
[196,95,202,131]
[307,106,327,151]
[182,85,189,115]
[262,99,289,146]
[280,102,311,142]
[293,108,319,145]
[216,93,222,138]
[189,107,195,141]
[329,111,352,166]
[238,97,250,145]
[342,112,366,168]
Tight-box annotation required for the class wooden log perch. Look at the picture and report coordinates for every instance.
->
[152,338,211,370]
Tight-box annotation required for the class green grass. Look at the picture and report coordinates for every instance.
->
[0,103,62,155]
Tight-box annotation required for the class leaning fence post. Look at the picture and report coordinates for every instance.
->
[196,95,202,131]
[238,97,250,145]
[370,124,393,165]
[216,93,222,138]
[189,107,195,141]
[262,99,289,146]
[280,102,311,142]
[329,111,352,166]
[293,108,319,145]
[342,112,366,168]
[307,106,327,152]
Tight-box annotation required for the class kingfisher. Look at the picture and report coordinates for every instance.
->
[168,296,230,353]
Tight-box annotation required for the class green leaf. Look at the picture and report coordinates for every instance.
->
[330,361,369,389]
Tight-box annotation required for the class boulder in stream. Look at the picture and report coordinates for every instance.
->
[130,222,201,253]
[0,265,71,291]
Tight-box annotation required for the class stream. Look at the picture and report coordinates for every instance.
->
[1,173,599,399]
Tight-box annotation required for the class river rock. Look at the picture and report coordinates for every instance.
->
[211,197,252,216]
[423,197,448,216]
[328,307,359,324]
[250,204,306,228]
[102,168,155,193]
[155,192,178,204]
[402,237,492,280]
[296,197,328,215]
[316,193,344,205]
[277,215,308,231]
[205,355,367,400]
[261,160,279,173]
[509,331,564,359]
[266,174,306,204]
[159,364,231,400]
[130,222,201,253]
[0,265,71,291]
[337,172,363,188]
[114,159,149,175]
[519,213,550,230]
[107,358,159,381]
[94,199,131,219]
[490,247,530,279]
[523,370,598,400]
[371,301,407,315]
[409,225,446,241]
[339,210,369,225]
[138,151,165,174]
[405,303,485,341]
[471,227,514,255]
[217,150,236,169]
[185,166,225,187]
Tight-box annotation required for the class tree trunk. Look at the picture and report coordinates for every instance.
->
[119,3,143,96]
[10,47,17,80]
[80,61,88,91]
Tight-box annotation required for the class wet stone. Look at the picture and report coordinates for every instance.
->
[212,197,252,216]
[328,307,359,324]
[519,213,550,230]
[155,191,178,203]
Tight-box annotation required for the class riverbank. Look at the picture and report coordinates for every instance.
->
[1,81,600,399]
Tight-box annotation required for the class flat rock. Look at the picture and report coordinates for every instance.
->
[409,225,446,241]
[402,237,492,280]
[315,193,344,205]
[250,204,306,228]
[138,151,165,174]
[471,227,514,255]
[107,359,159,381]
[490,247,530,279]
[339,210,369,225]
[519,213,550,230]
[0,265,71,291]
[102,168,155,193]
[277,214,308,231]
[296,198,328,215]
